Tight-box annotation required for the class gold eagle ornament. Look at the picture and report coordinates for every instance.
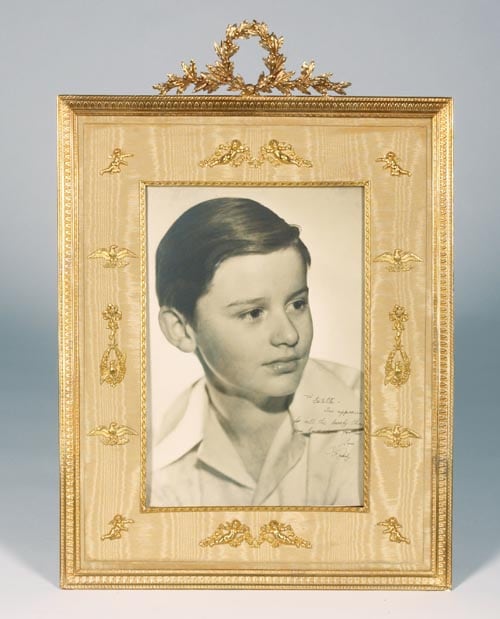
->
[374,248,423,272]
[373,424,420,448]
[88,244,137,269]
[88,421,137,446]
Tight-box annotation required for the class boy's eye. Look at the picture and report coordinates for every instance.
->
[290,298,308,311]
[240,308,264,321]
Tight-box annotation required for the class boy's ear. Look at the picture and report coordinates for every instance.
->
[158,307,197,353]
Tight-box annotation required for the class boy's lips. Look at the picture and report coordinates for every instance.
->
[264,356,303,374]
[265,355,302,365]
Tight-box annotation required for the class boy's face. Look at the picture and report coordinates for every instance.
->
[192,247,313,405]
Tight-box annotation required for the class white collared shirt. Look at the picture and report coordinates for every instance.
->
[149,359,363,507]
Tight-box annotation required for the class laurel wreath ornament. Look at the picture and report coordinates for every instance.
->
[154,20,351,97]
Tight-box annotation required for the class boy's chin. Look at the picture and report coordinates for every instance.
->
[261,369,306,398]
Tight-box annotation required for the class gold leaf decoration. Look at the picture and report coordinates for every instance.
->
[199,138,312,168]
[199,139,254,168]
[154,20,350,97]
[254,520,312,548]
[101,514,134,541]
[99,148,133,175]
[257,140,312,167]
[373,248,423,272]
[200,519,311,549]
[373,425,421,448]
[376,152,411,176]
[88,244,137,269]
[88,421,137,446]
[377,517,410,544]
[200,519,254,548]
[384,305,411,387]
[100,304,126,387]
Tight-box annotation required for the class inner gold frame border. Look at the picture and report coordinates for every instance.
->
[58,96,453,590]
[139,180,371,513]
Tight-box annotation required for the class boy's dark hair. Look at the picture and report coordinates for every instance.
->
[155,197,311,323]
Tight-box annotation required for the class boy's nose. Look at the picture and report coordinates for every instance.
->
[270,312,299,347]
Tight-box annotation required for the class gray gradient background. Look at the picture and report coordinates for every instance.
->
[0,0,498,616]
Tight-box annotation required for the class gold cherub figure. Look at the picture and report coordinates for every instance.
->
[377,517,410,544]
[199,139,252,168]
[376,151,411,176]
[100,148,134,175]
[258,139,312,167]
[101,515,135,541]
[200,519,253,547]
[255,520,312,548]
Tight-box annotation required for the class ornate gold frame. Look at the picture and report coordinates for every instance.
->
[58,94,453,590]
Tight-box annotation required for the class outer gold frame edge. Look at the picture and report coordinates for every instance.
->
[59,95,451,117]
[434,99,454,589]
[58,96,453,590]
[58,97,80,586]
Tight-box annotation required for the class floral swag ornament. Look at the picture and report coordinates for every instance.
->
[154,20,351,97]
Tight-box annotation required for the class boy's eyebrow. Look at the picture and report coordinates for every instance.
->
[286,286,309,303]
[226,287,309,309]
[226,296,267,309]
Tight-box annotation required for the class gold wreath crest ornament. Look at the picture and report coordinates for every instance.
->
[154,20,350,97]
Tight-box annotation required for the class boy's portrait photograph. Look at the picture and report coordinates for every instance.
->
[146,185,365,508]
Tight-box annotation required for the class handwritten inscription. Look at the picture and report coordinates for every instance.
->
[304,394,340,405]
[325,435,357,460]
[293,413,361,432]
[293,393,362,432]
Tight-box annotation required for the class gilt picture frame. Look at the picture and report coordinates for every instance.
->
[58,27,453,588]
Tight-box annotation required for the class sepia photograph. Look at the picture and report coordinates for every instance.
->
[145,185,366,508]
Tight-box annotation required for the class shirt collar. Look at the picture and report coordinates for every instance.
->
[153,358,361,473]
[197,402,256,489]
[153,380,303,491]
[152,378,206,472]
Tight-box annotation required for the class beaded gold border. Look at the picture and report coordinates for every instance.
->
[58,96,453,589]
[139,180,371,513]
